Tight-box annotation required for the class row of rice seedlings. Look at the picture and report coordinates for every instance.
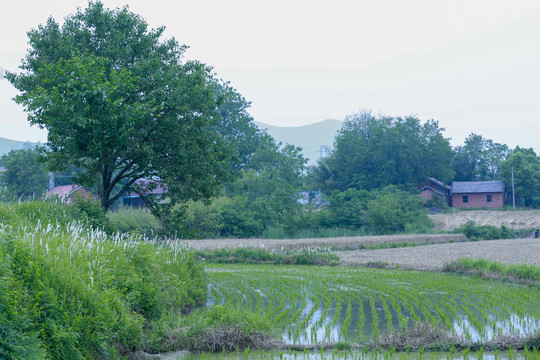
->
[205,264,540,345]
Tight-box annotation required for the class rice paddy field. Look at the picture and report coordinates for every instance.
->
[205,265,540,346]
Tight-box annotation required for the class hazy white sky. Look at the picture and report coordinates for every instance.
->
[1,0,539,150]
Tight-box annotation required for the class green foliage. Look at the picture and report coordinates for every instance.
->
[71,193,106,230]
[453,133,510,181]
[0,200,205,358]
[443,258,540,281]
[424,195,450,212]
[147,305,274,352]
[106,207,163,237]
[171,138,307,238]
[327,188,373,227]
[499,147,540,207]
[0,148,48,198]
[194,247,339,265]
[311,111,454,194]
[7,2,234,212]
[451,221,522,240]
[322,186,431,234]
[366,187,429,234]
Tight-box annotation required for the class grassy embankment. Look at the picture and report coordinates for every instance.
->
[0,200,272,360]
[443,258,540,283]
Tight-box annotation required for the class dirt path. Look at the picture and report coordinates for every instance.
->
[429,210,540,231]
[186,233,466,251]
[337,237,540,270]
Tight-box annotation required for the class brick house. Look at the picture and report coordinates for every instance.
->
[122,179,167,207]
[451,180,505,209]
[46,184,97,204]
[418,177,452,205]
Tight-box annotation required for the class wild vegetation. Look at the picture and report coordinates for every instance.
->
[0,200,205,359]
[450,221,533,240]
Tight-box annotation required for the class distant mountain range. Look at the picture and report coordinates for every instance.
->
[254,119,342,165]
[1,119,342,166]
[0,137,39,156]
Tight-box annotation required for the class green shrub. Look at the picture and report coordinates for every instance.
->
[146,305,274,353]
[452,221,524,240]
[71,193,106,229]
[180,198,225,238]
[366,187,431,234]
[107,206,163,237]
[0,200,205,358]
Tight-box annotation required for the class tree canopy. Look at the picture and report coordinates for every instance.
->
[0,149,49,198]
[7,2,233,212]
[499,147,540,207]
[310,111,454,193]
[453,133,510,181]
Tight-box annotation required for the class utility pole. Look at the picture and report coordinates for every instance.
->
[319,145,330,160]
[512,166,515,209]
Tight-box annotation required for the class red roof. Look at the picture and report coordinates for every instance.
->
[46,185,82,197]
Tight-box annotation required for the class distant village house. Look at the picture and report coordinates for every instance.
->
[418,177,451,205]
[46,184,97,204]
[450,180,505,209]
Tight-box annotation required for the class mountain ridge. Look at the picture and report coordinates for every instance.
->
[0,137,39,156]
[254,119,342,165]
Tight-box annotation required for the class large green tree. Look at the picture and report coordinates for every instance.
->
[7,2,231,212]
[0,149,49,198]
[310,111,454,193]
[453,133,510,181]
[499,147,540,207]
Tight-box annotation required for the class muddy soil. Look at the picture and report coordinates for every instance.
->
[429,210,540,231]
[337,237,540,270]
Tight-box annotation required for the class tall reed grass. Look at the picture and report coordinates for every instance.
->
[0,200,205,359]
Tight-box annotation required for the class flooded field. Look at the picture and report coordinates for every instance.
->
[187,349,539,360]
[206,265,540,344]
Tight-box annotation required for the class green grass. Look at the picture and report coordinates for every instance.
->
[146,304,275,353]
[194,247,339,266]
[443,258,540,282]
[0,200,204,359]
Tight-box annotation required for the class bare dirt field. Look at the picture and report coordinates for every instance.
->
[429,209,540,231]
[338,237,540,270]
[185,233,466,251]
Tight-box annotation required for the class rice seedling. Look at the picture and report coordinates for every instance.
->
[205,264,540,345]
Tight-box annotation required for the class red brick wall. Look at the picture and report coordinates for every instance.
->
[452,192,504,208]
[420,189,434,203]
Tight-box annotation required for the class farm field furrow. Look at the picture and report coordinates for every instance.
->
[206,265,540,345]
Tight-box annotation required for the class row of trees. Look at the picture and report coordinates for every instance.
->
[310,111,540,209]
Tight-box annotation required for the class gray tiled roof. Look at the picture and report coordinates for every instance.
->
[451,180,505,194]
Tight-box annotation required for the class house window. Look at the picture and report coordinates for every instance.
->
[463,195,468,203]
[487,195,492,202]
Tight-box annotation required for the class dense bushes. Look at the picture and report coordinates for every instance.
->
[451,221,528,240]
[164,186,432,239]
[0,201,205,359]
[107,206,163,237]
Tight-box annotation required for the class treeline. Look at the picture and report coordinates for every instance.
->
[2,111,540,238]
